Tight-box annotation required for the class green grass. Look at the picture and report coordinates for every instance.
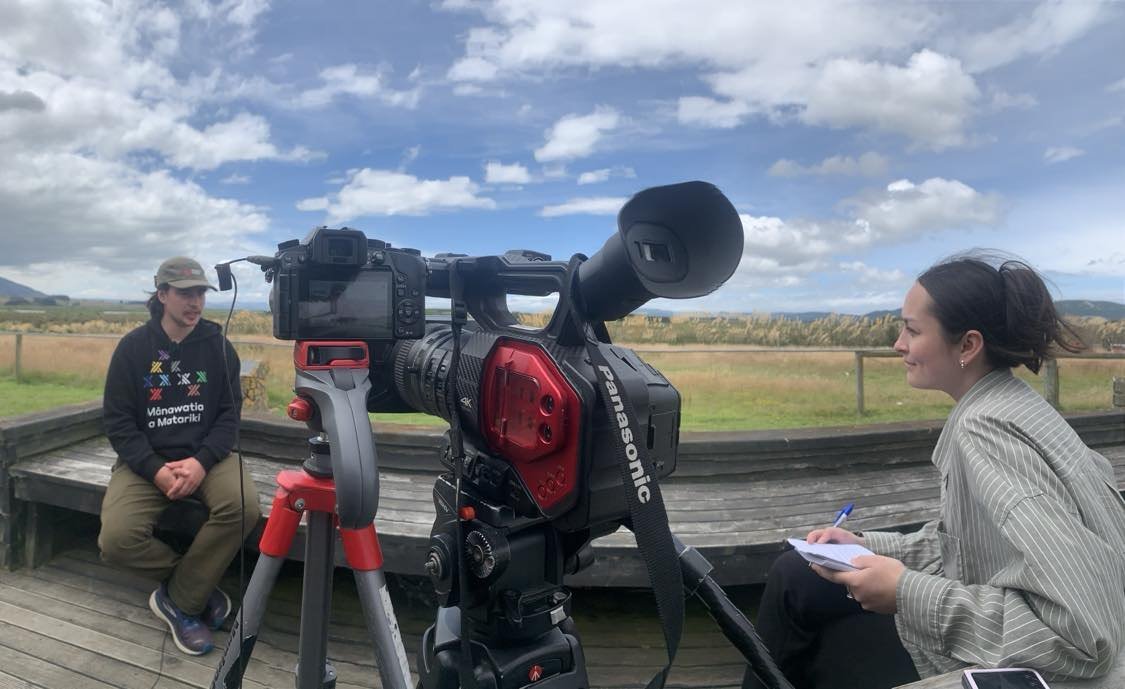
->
[4,349,1123,432]
[0,375,103,417]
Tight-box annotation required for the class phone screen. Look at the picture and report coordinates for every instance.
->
[964,669,1049,689]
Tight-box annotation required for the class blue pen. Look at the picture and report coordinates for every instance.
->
[832,502,854,528]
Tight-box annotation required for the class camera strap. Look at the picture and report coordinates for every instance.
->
[566,257,684,689]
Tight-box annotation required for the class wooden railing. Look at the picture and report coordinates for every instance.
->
[854,349,1125,415]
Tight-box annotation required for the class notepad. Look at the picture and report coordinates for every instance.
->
[786,538,874,571]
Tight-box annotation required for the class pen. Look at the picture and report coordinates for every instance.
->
[832,502,854,529]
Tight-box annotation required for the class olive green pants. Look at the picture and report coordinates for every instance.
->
[98,457,261,615]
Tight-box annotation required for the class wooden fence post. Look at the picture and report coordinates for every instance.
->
[1114,377,1125,408]
[855,351,865,416]
[1043,358,1059,409]
[13,333,22,384]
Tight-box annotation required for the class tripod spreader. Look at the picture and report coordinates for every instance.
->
[674,536,795,689]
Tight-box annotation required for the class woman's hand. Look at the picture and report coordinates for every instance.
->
[812,555,905,614]
[806,527,865,546]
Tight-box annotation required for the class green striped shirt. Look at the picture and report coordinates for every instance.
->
[864,368,1125,680]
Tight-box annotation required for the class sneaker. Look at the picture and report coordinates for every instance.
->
[149,583,214,655]
[201,587,232,631]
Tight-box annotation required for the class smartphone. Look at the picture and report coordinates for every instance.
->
[961,668,1051,689]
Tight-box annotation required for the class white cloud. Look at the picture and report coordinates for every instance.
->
[846,178,1003,239]
[484,160,532,184]
[677,97,751,129]
[534,107,620,162]
[576,166,635,185]
[736,177,1003,286]
[955,1,1108,73]
[0,0,289,299]
[838,261,907,285]
[1044,146,1085,164]
[768,152,889,178]
[0,151,270,292]
[540,196,627,217]
[987,89,1038,111]
[577,169,611,185]
[692,50,981,149]
[1108,77,1125,93]
[299,169,497,222]
[221,173,251,184]
[799,51,980,150]
[296,64,421,109]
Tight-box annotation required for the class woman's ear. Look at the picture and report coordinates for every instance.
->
[960,330,985,366]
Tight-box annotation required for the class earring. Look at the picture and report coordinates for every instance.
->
[960,359,965,369]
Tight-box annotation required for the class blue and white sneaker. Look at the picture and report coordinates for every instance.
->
[149,583,214,655]
[201,587,232,631]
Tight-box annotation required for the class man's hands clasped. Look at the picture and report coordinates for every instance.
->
[806,527,905,614]
[154,457,206,500]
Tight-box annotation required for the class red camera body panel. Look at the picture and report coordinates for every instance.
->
[480,338,582,512]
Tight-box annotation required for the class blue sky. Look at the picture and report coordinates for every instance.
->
[1,0,1123,315]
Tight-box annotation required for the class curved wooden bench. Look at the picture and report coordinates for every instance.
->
[2,402,1123,586]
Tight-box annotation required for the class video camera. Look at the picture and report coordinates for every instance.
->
[262,181,741,533]
[253,181,750,688]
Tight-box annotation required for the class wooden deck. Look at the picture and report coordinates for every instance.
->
[0,537,750,688]
[2,403,1124,586]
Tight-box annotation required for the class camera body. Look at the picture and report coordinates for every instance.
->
[270,226,428,342]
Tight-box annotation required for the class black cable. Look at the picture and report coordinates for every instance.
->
[147,630,169,689]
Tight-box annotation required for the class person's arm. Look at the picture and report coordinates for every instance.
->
[895,436,1124,678]
[862,520,943,572]
[193,339,242,472]
[103,339,166,482]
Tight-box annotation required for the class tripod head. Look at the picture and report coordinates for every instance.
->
[286,340,380,530]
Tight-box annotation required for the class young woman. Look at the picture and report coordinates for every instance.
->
[748,255,1125,689]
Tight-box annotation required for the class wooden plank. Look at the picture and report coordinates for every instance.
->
[0,642,119,689]
[0,623,196,689]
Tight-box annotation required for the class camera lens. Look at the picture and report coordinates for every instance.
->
[392,327,460,421]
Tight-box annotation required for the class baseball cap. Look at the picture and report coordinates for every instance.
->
[154,257,217,290]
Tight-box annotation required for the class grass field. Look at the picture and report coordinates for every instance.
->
[3,332,1123,430]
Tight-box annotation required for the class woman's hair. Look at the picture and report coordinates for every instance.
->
[917,252,1084,374]
[147,288,165,320]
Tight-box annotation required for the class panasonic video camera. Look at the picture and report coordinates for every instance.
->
[262,181,742,586]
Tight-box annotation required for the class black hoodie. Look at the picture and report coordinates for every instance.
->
[103,317,241,483]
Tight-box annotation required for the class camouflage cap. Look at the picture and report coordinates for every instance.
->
[154,257,217,290]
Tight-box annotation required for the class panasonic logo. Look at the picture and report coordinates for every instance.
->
[598,364,651,504]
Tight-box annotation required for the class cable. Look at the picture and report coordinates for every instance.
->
[147,630,169,689]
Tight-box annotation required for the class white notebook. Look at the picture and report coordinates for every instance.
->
[786,538,874,572]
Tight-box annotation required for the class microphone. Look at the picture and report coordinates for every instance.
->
[215,256,278,291]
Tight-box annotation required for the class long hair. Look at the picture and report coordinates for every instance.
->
[917,252,1084,374]
[147,289,165,320]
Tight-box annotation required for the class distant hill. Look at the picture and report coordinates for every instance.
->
[859,302,1124,320]
[0,275,47,300]
[1055,300,1125,320]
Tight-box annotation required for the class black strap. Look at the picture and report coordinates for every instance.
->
[446,260,478,689]
[567,257,684,689]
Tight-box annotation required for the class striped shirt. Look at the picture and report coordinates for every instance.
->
[863,368,1125,680]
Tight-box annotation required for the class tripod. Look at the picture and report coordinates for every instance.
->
[212,342,413,689]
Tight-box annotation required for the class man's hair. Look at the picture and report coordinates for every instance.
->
[147,288,165,320]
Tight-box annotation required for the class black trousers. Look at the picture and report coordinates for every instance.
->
[743,550,920,689]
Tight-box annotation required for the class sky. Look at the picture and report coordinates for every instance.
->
[1,0,1123,316]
